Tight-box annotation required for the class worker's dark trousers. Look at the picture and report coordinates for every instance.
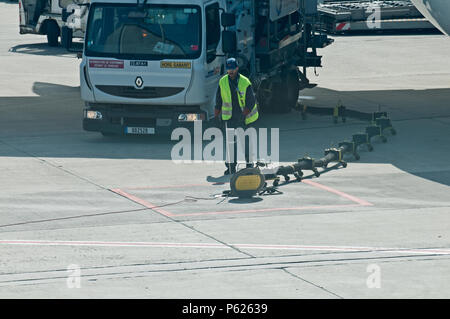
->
[223,119,255,171]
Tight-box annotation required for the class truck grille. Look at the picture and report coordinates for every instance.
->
[95,85,184,99]
[124,117,157,126]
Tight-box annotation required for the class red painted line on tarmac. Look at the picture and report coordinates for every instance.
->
[173,180,372,216]
[0,240,449,255]
[111,179,372,217]
[302,180,373,206]
[110,188,173,217]
[174,204,362,217]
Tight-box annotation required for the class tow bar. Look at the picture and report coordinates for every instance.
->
[224,109,397,199]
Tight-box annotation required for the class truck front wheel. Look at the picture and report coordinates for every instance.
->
[47,21,60,47]
[60,26,73,50]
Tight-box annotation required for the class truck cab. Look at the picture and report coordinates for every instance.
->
[81,0,225,135]
[81,0,333,136]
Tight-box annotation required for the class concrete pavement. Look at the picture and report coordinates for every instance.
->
[0,2,449,298]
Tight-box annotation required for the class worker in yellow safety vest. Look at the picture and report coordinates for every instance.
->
[215,58,259,175]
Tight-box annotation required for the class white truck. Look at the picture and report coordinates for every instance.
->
[19,0,88,47]
[81,0,333,136]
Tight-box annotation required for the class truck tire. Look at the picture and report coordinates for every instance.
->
[257,79,287,114]
[47,21,60,47]
[60,26,73,50]
[256,80,272,115]
[271,81,289,113]
[257,71,300,114]
[274,70,300,114]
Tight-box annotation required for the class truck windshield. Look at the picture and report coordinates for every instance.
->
[85,4,202,60]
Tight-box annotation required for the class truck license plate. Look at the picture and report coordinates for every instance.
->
[125,127,155,135]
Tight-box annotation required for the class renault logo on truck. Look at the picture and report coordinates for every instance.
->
[135,76,144,89]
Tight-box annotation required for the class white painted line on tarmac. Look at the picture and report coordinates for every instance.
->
[0,240,449,255]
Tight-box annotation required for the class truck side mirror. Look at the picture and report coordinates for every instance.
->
[221,13,236,27]
[222,30,236,53]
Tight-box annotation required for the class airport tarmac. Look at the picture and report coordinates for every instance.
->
[0,2,449,298]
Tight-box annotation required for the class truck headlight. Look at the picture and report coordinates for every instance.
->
[177,113,205,122]
[84,110,103,120]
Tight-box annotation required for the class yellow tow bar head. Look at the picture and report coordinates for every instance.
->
[229,168,266,198]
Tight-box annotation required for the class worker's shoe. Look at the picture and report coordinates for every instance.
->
[224,166,236,175]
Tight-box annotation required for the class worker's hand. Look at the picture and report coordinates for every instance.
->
[239,109,248,127]
[242,108,250,126]
[214,109,222,127]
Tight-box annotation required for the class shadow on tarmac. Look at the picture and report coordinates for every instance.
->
[228,197,264,204]
[329,29,443,37]
[1,82,450,186]
[9,42,83,57]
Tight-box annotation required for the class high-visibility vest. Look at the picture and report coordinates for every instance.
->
[219,74,259,125]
